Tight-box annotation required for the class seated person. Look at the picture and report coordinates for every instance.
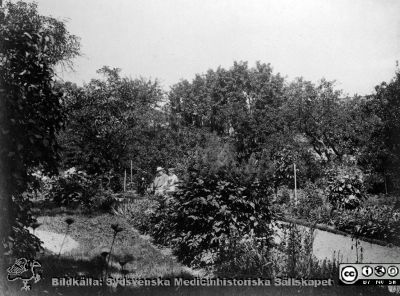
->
[166,168,179,193]
[149,167,169,196]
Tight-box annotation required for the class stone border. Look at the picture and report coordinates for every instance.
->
[278,216,394,248]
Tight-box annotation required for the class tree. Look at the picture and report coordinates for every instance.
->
[0,1,80,263]
[362,71,400,192]
[169,61,287,159]
[59,66,170,186]
[283,78,367,163]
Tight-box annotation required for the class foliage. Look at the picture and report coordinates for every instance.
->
[147,167,274,267]
[214,222,340,279]
[332,206,400,245]
[169,61,287,159]
[284,79,369,163]
[275,223,315,277]
[44,168,115,212]
[276,186,291,205]
[214,234,273,277]
[293,183,326,222]
[326,166,366,210]
[58,67,169,182]
[45,168,95,209]
[361,71,400,192]
[5,192,43,259]
[0,1,79,261]
[92,189,117,212]
[112,198,159,233]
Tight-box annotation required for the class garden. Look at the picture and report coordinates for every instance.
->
[1,1,400,296]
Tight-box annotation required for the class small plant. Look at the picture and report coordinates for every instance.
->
[31,221,42,235]
[117,254,134,274]
[106,223,124,274]
[351,236,364,263]
[58,217,75,257]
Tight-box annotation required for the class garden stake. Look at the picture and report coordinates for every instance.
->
[124,170,127,192]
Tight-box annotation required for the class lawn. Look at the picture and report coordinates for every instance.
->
[37,213,196,278]
[3,212,197,296]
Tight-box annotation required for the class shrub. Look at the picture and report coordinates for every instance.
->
[112,198,159,233]
[46,168,96,209]
[326,166,366,210]
[4,192,43,258]
[276,186,291,204]
[148,168,274,267]
[44,168,114,212]
[308,205,332,224]
[92,189,117,212]
[294,183,324,221]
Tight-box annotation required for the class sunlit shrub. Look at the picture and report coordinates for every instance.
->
[326,166,366,210]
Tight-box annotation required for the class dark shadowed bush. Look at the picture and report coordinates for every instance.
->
[46,168,97,210]
[45,168,116,212]
[148,168,275,267]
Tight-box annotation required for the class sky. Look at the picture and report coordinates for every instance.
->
[30,0,400,96]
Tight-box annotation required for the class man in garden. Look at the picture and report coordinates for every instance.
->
[149,167,169,196]
[166,168,179,193]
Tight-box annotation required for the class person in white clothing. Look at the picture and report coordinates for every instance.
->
[166,168,179,193]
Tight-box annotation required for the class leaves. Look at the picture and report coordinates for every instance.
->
[143,167,274,267]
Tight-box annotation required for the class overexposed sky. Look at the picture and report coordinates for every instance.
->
[30,0,400,95]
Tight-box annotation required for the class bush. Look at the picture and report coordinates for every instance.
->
[45,167,115,212]
[4,192,43,258]
[112,198,159,233]
[147,168,274,267]
[92,189,117,212]
[326,166,366,210]
[45,168,97,210]
[276,186,291,204]
[308,204,332,224]
[294,183,324,221]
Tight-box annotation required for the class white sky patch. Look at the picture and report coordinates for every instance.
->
[30,0,400,95]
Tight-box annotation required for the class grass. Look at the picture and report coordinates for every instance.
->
[1,212,201,295]
[36,213,194,279]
